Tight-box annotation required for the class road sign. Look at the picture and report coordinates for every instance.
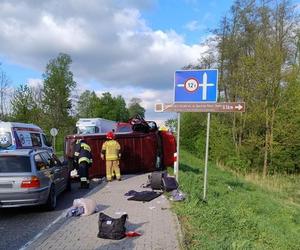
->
[50,128,58,136]
[174,69,218,103]
[155,102,245,113]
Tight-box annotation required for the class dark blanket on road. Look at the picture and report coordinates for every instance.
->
[125,190,162,202]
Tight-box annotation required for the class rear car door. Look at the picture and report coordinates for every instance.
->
[34,153,52,189]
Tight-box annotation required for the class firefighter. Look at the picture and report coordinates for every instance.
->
[76,139,93,188]
[101,131,121,181]
[73,139,82,170]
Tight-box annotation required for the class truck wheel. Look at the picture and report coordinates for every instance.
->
[45,185,56,211]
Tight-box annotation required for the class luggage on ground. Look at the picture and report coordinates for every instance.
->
[97,213,128,240]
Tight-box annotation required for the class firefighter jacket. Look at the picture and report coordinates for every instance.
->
[73,140,82,162]
[77,142,93,164]
[101,140,121,161]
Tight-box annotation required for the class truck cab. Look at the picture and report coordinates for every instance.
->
[76,118,117,134]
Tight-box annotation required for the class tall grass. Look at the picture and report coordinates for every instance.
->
[172,150,300,250]
[218,163,300,206]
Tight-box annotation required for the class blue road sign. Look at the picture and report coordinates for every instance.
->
[174,69,218,103]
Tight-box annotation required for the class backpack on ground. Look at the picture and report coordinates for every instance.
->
[97,213,128,240]
[150,171,178,192]
[162,176,178,192]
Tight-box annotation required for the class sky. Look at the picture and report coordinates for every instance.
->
[0,0,271,124]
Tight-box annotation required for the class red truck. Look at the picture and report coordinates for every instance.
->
[64,117,176,178]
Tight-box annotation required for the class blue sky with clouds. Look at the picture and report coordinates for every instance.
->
[0,0,298,123]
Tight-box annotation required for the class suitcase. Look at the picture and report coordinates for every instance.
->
[162,176,178,192]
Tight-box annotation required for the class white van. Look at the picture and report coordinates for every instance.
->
[76,118,117,134]
[0,121,52,152]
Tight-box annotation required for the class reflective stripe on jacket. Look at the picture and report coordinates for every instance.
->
[101,140,121,161]
[78,142,92,164]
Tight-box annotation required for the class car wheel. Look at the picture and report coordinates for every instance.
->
[45,185,56,211]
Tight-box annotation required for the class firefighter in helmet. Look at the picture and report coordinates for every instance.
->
[74,139,93,188]
[101,131,121,181]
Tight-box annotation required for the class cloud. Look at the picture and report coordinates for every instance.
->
[27,78,43,88]
[184,20,205,31]
[0,0,208,91]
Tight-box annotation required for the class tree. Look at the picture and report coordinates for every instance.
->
[180,0,300,175]
[42,53,76,131]
[10,84,41,123]
[128,98,145,118]
[0,64,11,120]
[77,90,100,118]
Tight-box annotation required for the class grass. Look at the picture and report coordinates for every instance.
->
[171,149,300,250]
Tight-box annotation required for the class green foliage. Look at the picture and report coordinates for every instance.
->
[181,0,300,174]
[10,84,43,124]
[77,91,130,122]
[173,150,300,250]
[42,53,76,132]
[77,90,100,118]
[128,97,145,118]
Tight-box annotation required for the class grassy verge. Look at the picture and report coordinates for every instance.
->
[172,150,300,250]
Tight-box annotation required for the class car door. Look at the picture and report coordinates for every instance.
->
[34,153,52,189]
[51,154,69,191]
[40,152,63,193]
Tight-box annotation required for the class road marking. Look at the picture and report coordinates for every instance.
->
[19,211,67,250]
[19,182,102,250]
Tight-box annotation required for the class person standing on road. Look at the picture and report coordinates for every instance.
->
[75,139,93,188]
[101,131,121,182]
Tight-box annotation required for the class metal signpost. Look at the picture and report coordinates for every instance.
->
[50,128,58,153]
[174,70,218,199]
[155,69,245,201]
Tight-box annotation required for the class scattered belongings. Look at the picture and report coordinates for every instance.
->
[169,189,186,202]
[97,212,128,240]
[125,231,142,237]
[66,198,101,217]
[147,171,179,192]
[125,190,162,202]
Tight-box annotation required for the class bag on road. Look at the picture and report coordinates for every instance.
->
[97,212,128,240]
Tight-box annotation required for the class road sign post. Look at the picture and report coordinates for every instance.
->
[50,128,58,153]
[175,112,180,182]
[203,113,210,201]
[155,69,245,201]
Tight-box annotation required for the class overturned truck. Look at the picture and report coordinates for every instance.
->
[64,118,176,178]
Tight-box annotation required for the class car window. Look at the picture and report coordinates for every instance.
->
[30,133,42,147]
[117,126,132,132]
[51,154,62,166]
[0,156,31,173]
[42,134,52,147]
[41,152,55,168]
[34,153,48,171]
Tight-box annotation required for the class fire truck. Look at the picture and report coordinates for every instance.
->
[64,117,176,178]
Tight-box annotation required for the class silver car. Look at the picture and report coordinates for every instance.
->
[0,149,70,210]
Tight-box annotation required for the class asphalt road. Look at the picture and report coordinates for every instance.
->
[0,180,102,250]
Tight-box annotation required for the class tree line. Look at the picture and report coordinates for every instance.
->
[0,53,145,150]
[180,0,300,175]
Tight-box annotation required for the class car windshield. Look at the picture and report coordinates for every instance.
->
[0,156,31,173]
[117,126,132,132]
[77,126,96,134]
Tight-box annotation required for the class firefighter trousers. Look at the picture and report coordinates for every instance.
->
[106,160,121,181]
[79,162,89,188]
